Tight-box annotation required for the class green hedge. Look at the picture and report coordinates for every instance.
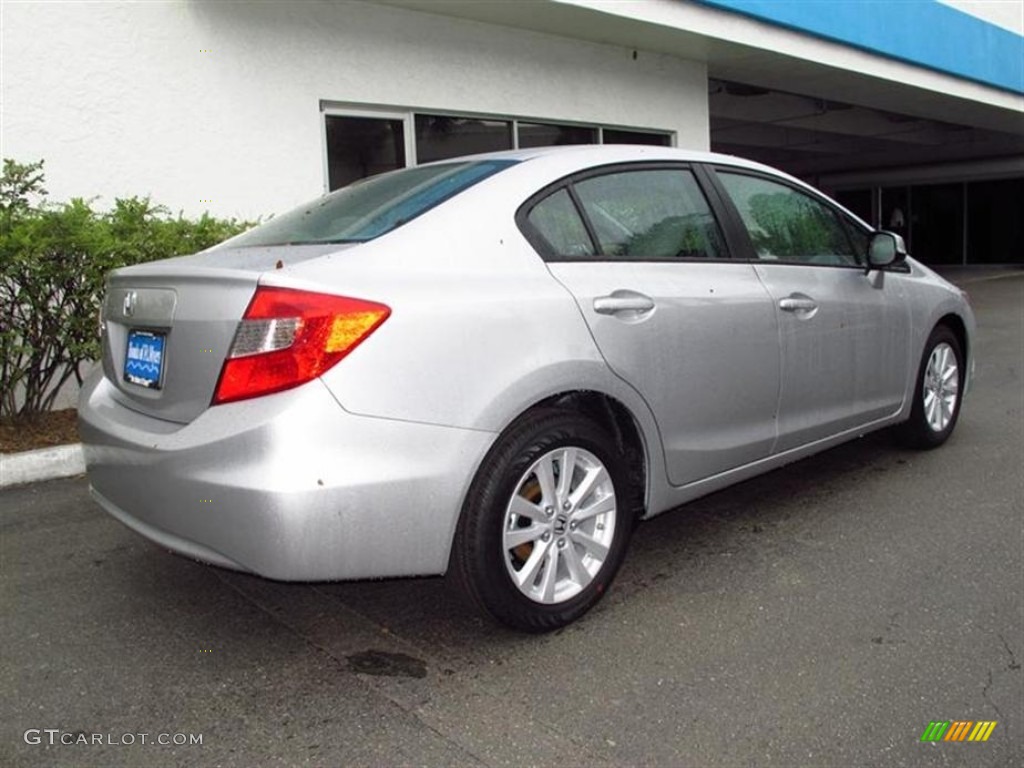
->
[0,159,258,421]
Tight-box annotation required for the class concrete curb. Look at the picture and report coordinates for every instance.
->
[0,444,85,489]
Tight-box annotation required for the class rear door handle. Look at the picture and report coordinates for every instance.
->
[778,297,818,312]
[594,294,656,315]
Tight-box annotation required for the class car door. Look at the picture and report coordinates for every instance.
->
[708,168,911,453]
[519,164,781,487]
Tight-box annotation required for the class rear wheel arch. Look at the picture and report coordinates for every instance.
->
[516,390,648,519]
[449,399,645,630]
[450,403,638,630]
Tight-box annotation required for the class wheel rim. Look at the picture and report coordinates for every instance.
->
[502,446,617,604]
[922,341,959,432]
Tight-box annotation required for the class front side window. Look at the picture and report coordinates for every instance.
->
[718,172,859,266]
[840,213,871,263]
[573,169,726,260]
[224,160,515,247]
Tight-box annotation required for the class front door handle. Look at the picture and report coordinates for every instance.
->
[778,297,818,312]
[594,294,656,315]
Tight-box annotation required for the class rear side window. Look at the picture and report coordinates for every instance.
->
[573,170,725,260]
[526,188,595,258]
[522,167,727,261]
[224,160,516,247]
[717,172,859,266]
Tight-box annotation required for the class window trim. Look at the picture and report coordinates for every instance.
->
[703,165,871,270]
[516,161,735,263]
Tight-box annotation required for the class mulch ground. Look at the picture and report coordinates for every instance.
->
[0,409,81,453]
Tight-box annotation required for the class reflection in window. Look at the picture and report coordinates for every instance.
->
[573,170,725,259]
[527,189,594,258]
[840,215,870,264]
[226,161,515,247]
[415,115,513,163]
[719,173,857,266]
[325,116,406,191]
[518,123,597,148]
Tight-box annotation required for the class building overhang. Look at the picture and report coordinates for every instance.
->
[378,0,1024,136]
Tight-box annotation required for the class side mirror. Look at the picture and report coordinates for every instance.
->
[868,231,907,269]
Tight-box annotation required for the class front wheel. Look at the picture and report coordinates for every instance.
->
[451,410,636,632]
[897,325,964,449]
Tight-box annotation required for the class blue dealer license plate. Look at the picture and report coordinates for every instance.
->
[124,330,166,389]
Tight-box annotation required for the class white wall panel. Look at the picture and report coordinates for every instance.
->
[1,0,707,219]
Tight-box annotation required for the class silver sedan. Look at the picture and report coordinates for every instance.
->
[79,146,974,631]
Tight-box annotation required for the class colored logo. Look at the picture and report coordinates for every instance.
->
[921,721,997,742]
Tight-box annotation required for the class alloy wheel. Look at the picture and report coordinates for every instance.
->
[922,341,959,432]
[502,446,617,604]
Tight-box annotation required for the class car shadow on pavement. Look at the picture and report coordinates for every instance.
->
[91,424,926,673]
[199,428,912,653]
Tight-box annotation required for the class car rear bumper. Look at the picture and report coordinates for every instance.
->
[78,371,494,580]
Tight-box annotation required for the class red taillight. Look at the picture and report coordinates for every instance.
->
[212,287,390,405]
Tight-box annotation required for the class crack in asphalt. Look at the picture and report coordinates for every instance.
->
[997,632,1021,671]
[212,571,615,768]
[211,570,488,767]
[980,669,1004,719]
[303,586,619,768]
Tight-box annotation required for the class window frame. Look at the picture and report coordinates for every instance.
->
[320,102,675,191]
[320,106,415,194]
[413,113,515,165]
[704,165,871,270]
[516,162,736,263]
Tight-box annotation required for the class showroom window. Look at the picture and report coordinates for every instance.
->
[831,177,1023,265]
[325,114,407,191]
[519,122,598,148]
[602,128,672,146]
[415,115,513,164]
[322,106,674,190]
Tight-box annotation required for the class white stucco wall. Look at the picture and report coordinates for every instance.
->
[1,0,708,220]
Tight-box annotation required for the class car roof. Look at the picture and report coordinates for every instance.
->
[440,145,872,231]
[429,144,804,189]
[438,143,773,173]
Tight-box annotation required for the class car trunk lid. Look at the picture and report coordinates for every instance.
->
[100,244,349,424]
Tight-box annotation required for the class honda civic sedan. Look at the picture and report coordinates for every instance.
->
[79,146,973,631]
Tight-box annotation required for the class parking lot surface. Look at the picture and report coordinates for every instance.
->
[2,272,1021,767]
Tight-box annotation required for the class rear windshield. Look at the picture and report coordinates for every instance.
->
[224,160,516,247]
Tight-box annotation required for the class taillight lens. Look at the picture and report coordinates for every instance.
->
[212,287,390,405]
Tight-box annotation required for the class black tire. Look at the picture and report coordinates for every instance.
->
[896,325,964,449]
[451,409,636,632]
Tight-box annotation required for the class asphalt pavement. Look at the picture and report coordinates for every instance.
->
[2,272,1021,767]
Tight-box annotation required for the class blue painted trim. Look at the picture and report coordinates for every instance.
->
[694,0,1023,94]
